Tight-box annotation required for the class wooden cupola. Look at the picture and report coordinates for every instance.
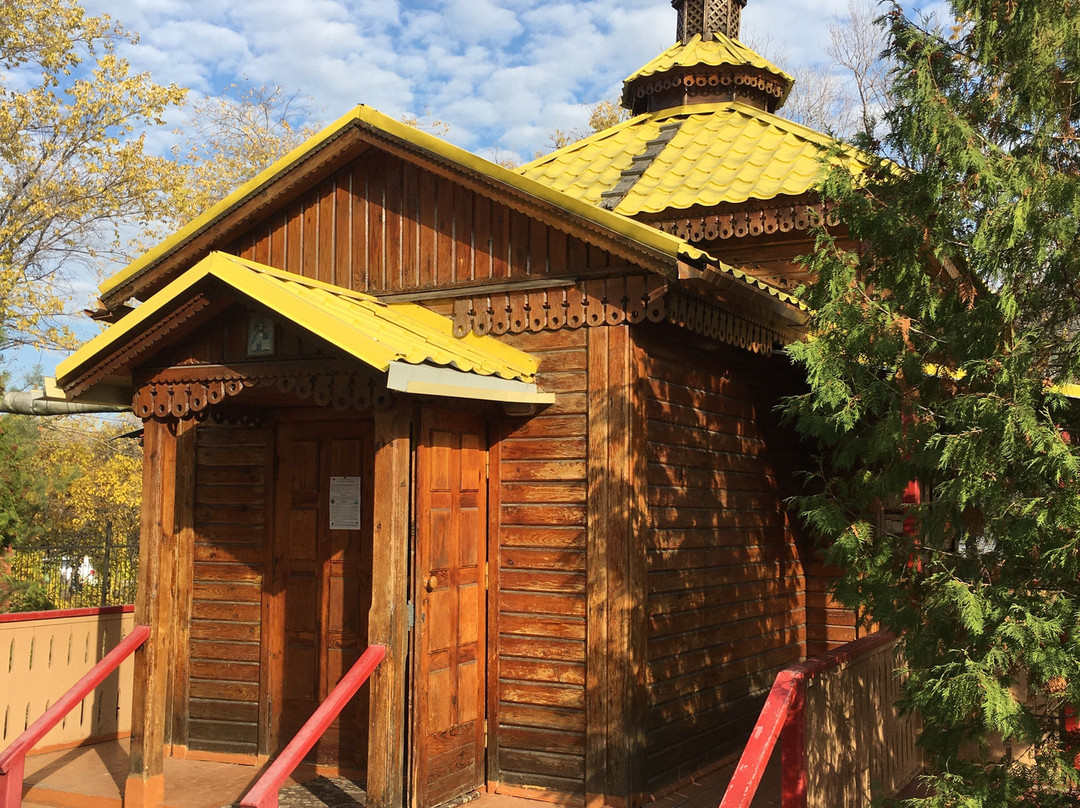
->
[673,0,747,42]
[622,0,793,115]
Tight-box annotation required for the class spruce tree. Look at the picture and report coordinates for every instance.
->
[787,1,1080,804]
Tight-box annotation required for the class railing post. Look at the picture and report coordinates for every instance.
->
[101,520,113,608]
[781,678,806,808]
[0,755,24,808]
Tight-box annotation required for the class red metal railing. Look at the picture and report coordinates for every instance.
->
[719,632,898,808]
[240,644,386,808]
[0,623,150,808]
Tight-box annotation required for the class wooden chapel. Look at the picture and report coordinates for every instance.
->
[49,1,864,807]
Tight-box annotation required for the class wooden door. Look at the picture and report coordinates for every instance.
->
[412,410,488,808]
[268,418,373,770]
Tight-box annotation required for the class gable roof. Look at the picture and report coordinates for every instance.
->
[519,102,866,216]
[59,252,547,402]
[97,104,800,318]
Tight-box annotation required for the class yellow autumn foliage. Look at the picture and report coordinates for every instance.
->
[24,416,141,542]
[0,0,186,350]
[160,83,322,235]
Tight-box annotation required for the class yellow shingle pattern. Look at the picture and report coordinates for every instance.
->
[520,103,857,216]
[624,34,793,89]
[57,252,539,389]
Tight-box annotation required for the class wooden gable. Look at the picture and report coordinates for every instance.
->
[226,148,627,297]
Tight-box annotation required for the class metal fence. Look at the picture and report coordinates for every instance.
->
[1,524,139,611]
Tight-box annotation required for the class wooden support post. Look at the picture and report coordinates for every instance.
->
[126,417,180,808]
[587,326,648,808]
[586,328,612,808]
[169,419,196,754]
[367,406,413,808]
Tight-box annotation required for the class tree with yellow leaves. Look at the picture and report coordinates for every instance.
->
[0,0,187,352]
[0,413,142,610]
[161,83,322,234]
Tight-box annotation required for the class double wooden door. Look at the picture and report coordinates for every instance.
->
[268,417,373,770]
[412,411,488,808]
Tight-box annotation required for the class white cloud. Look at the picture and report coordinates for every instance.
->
[83,0,872,158]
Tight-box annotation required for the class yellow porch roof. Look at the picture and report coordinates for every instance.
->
[57,252,540,391]
[520,102,865,216]
[623,34,793,105]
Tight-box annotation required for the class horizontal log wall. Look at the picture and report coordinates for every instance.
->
[641,334,808,790]
[187,423,269,756]
[490,329,589,801]
[232,151,617,295]
[804,560,856,655]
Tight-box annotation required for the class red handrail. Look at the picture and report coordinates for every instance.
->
[240,644,386,808]
[719,631,895,808]
[0,624,150,808]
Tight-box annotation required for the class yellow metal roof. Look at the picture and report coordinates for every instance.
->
[623,34,793,105]
[520,102,865,216]
[58,252,540,389]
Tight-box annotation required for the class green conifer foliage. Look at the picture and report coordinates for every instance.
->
[786,2,1080,804]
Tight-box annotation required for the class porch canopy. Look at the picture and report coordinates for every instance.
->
[52,251,553,409]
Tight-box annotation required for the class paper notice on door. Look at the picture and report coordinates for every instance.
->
[329,476,362,530]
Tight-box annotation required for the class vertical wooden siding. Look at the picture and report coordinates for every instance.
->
[187,422,269,756]
[232,151,614,294]
[641,338,807,789]
[490,329,589,801]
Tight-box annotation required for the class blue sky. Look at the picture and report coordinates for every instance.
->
[78,0,872,160]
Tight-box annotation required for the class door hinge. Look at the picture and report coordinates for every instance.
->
[484,562,489,592]
[407,601,415,630]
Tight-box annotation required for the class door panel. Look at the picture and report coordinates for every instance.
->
[269,418,373,770]
[414,411,488,808]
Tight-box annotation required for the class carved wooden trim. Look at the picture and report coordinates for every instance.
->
[450,277,796,354]
[652,200,839,243]
[631,67,787,106]
[64,293,221,399]
[134,361,389,422]
[451,276,668,337]
[664,289,796,353]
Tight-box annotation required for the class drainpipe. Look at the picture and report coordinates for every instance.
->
[0,390,129,416]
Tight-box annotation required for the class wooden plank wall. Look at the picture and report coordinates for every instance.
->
[640,334,808,790]
[804,560,857,655]
[186,422,269,756]
[489,329,589,802]
[231,151,616,295]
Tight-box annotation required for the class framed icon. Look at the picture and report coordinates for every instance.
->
[247,315,275,356]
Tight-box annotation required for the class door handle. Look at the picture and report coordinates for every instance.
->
[425,574,438,592]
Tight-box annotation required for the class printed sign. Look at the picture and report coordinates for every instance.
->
[329,476,362,530]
